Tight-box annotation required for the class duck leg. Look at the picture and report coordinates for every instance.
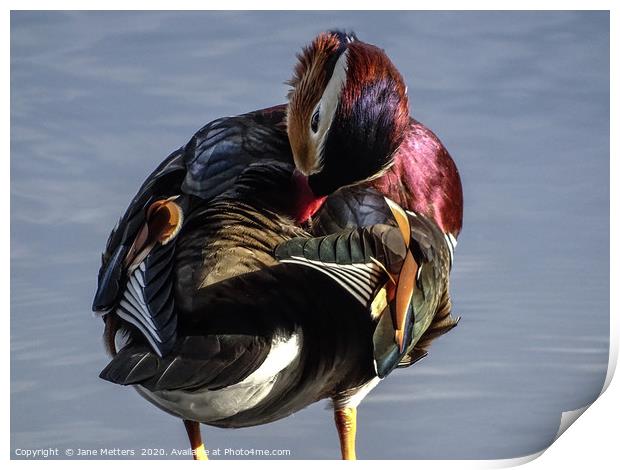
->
[334,407,357,460]
[183,419,208,460]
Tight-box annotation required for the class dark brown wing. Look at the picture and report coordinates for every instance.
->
[93,106,291,357]
[310,186,460,375]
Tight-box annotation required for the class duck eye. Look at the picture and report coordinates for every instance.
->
[311,108,320,133]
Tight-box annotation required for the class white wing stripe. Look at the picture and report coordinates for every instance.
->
[115,252,175,357]
[120,294,155,332]
[135,266,145,288]
[282,256,387,306]
[289,256,381,275]
[123,296,157,332]
[323,266,374,296]
[281,259,370,306]
[118,299,161,341]
[126,276,148,308]
[123,286,148,317]
[326,261,382,275]
[116,309,163,357]
[324,267,373,299]
[443,232,456,266]
[328,263,382,281]
[321,262,377,284]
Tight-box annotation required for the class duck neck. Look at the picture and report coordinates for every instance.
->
[371,119,463,236]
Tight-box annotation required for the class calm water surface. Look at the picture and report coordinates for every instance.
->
[10,11,609,459]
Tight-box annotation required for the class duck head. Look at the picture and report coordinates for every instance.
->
[286,30,410,196]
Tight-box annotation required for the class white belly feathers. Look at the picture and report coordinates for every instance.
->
[134,331,302,423]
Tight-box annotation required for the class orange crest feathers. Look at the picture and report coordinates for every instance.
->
[287,32,349,96]
[341,42,410,144]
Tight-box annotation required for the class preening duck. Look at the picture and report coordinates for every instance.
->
[92,30,463,460]
[93,29,409,317]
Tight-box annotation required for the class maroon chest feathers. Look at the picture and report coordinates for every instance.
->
[372,119,463,236]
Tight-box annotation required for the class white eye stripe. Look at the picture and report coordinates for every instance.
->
[308,49,349,174]
[444,232,457,267]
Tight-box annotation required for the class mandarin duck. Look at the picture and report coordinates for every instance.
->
[93,30,462,460]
